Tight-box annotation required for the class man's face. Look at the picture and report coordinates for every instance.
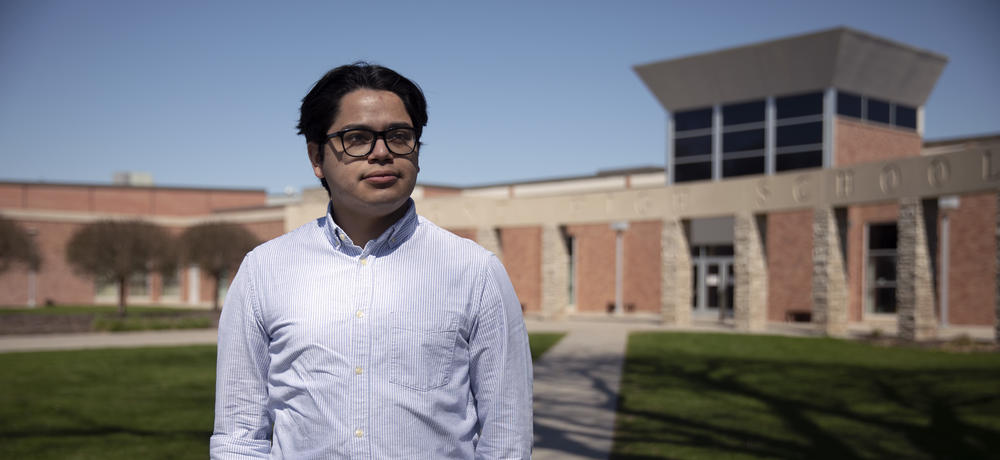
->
[309,89,419,220]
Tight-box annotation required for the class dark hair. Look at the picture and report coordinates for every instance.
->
[298,62,428,194]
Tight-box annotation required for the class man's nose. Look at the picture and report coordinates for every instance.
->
[368,138,392,161]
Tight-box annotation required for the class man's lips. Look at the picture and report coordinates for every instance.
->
[362,171,400,186]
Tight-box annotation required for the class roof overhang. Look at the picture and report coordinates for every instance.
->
[634,27,948,112]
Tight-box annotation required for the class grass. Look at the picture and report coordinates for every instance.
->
[611,332,1000,460]
[0,305,206,315]
[529,332,565,361]
[0,332,564,459]
[0,346,216,459]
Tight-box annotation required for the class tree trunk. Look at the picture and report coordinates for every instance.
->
[117,275,128,316]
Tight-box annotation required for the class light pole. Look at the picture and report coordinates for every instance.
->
[610,221,629,315]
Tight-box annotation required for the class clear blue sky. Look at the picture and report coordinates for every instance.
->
[1,0,997,194]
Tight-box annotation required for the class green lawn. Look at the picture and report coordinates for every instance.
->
[529,332,565,361]
[0,332,564,459]
[612,332,1000,460]
[0,305,206,315]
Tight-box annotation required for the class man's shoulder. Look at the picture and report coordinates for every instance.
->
[247,217,326,260]
[415,215,496,261]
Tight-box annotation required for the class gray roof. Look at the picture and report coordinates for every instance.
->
[634,27,948,112]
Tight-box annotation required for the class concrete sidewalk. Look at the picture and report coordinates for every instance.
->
[0,328,218,353]
[526,319,640,460]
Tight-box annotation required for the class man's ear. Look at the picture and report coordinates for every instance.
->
[308,142,325,179]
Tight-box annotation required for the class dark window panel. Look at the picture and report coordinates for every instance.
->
[674,162,713,182]
[723,100,765,125]
[868,223,898,250]
[776,122,823,147]
[674,135,712,158]
[837,91,862,118]
[867,98,890,124]
[894,105,917,129]
[873,288,896,313]
[775,150,822,172]
[776,92,823,119]
[706,245,735,256]
[674,108,713,131]
[723,129,765,153]
[722,156,765,178]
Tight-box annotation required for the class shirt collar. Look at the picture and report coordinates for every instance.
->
[324,199,418,254]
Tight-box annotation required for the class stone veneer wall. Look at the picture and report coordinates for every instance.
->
[734,212,767,331]
[540,224,569,318]
[660,219,691,325]
[811,208,848,336]
[897,198,937,340]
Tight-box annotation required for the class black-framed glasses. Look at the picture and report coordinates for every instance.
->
[326,127,419,158]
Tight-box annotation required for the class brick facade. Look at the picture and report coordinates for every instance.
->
[766,209,814,321]
[498,226,541,313]
[945,192,997,325]
[835,118,923,166]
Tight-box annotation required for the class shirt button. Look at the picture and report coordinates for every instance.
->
[355,310,364,318]
[355,429,364,438]
[338,233,346,241]
[359,257,368,266]
[355,366,363,375]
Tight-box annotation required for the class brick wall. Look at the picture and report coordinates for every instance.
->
[499,226,541,313]
[565,224,615,312]
[766,210,814,321]
[0,183,267,216]
[945,192,997,325]
[835,118,922,166]
[624,221,662,313]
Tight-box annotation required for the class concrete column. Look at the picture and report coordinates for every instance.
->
[540,224,569,319]
[476,227,502,259]
[734,212,768,331]
[897,197,937,341]
[811,207,848,336]
[660,219,691,325]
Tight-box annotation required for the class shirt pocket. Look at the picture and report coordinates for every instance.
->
[390,327,458,391]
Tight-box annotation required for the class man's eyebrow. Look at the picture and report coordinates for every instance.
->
[335,122,414,132]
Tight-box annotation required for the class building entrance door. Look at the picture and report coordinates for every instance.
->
[691,245,735,318]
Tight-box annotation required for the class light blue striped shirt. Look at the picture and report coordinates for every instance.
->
[211,200,533,459]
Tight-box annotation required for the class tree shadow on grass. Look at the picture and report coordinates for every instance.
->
[611,339,1000,460]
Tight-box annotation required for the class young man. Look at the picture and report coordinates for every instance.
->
[210,63,533,459]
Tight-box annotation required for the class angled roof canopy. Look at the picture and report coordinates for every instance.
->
[634,27,948,112]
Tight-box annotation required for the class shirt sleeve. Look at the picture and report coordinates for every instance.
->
[210,253,273,459]
[468,255,534,459]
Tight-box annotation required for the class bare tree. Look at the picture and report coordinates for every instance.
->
[0,215,41,273]
[179,222,259,311]
[65,220,174,315]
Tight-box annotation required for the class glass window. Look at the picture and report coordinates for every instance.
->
[775,151,822,172]
[776,122,823,147]
[723,129,764,153]
[869,223,897,250]
[674,135,712,158]
[723,100,765,125]
[128,272,149,297]
[776,92,823,119]
[723,156,765,178]
[866,223,897,314]
[162,269,181,299]
[867,98,890,124]
[674,162,712,182]
[674,108,713,131]
[894,105,917,129]
[837,91,862,118]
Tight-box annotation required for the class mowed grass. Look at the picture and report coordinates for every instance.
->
[529,332,565,361]
[612,332,1000,460]
[0,305,206,315]
[0,332,563,459]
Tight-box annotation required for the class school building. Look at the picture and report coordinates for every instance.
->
[1,27,997,340]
